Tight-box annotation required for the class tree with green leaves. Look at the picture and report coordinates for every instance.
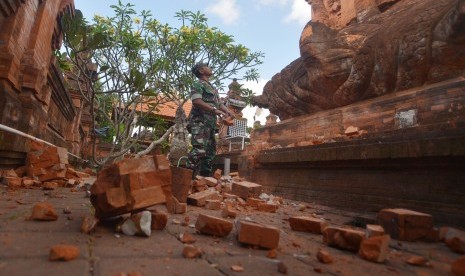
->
[61,1,263,167]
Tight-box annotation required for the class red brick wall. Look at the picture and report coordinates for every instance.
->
[240,78,465,227]
[0,0,79,164]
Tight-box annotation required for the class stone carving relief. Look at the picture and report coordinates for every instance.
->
[254,0,465,119]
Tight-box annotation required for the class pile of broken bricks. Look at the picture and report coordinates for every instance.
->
[1,144,465,275]
[0,141,93,192]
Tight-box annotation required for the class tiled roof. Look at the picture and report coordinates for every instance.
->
[137,98,192,121]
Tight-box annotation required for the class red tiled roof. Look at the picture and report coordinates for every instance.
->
[136,98,192,121]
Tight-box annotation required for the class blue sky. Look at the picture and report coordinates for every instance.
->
[73,0,312,125]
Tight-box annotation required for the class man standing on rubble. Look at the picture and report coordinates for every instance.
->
[187,62,234,177]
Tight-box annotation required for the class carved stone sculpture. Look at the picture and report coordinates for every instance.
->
[254,0,465,119]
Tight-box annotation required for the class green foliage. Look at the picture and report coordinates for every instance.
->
[61,1,263,163]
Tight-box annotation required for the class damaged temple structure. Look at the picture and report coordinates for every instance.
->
[0,0,91,168]
[239,0,465,226]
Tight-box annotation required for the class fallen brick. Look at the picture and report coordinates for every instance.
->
[267,249,278,259]
[246,197,266,208]
[31,202,58,221]
[166,196,187,214]
[204,177,218,187]
[90,155,172,219]
[316,249,334,264]
[323,226,365,252]
[187,189,219,207]
[42,181,58,190]
[182,245,202,258]
[170,166,192,203]
[257,202,279,213]
[424,227,440,242]
[221,205,238,219]
[195,213,233,237]
[358,235,390,263]
[289,216,328,234]
[4,176,22,189]
[237,220,280,249]
[205,199,222,210]
[451,257,465,276]
[444,228,465,254]
[150,211,168,230]
[231,265,244,272]
[213,169,222,180]
[277,261,288,274]
[81,216,99,234]
[231,181,262,199]
[179,232,196,244]
[406,256,429,266]
[344,126,360,136]
[366,224,385,238]
[377,208,433,241]
[49,245,79,261]
[22,178,35,188]
[4,169,18,177]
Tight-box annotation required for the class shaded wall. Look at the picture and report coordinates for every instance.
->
[0,0,83,168]
[240,78,465,226]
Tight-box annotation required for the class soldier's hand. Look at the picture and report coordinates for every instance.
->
[214,109,226,117]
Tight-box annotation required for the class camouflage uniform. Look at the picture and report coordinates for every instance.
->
[187,80,220,177]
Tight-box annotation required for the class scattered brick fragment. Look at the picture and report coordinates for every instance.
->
[451,257,465,276]
[31,202,58,221]
[344,126,360,136]
[231,265,244,272]
[277,262,288,274]
[366,224,385,238]
[289,216,328,234]
[187,190,219,207]
[150,211,168,230]
[205,199,222,210]
[377,208,433,241]
[166,196,187,214]
[221,205,238,219]
[204,177,218,187]
[406,256,429,266]
[323,226,365,252]
[246,197,266,208]
[213,169,222,180]
[8,177,23,189]
[444,228,465,254]
[195,213,233,237]
[182,245,202,258]
[358,235,390,263]
[42,181,58,190]
[267,249,278,259]
[231,181,262,199]
[179,232,196,244]
[257,202,279,213]
[317,249,334,264]
[49,244,79,261]
[237,220,280,249]
[81,216,99,234]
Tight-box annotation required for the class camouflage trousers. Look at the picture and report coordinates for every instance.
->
[188,118,217,177]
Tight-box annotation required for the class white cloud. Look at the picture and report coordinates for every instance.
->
[241,79,270,127]
[206,0,240,25]
[284,0,311,26]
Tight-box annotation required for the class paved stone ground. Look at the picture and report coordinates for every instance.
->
[0,185,461,276]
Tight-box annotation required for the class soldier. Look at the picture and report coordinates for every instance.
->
[187,62,234,177]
